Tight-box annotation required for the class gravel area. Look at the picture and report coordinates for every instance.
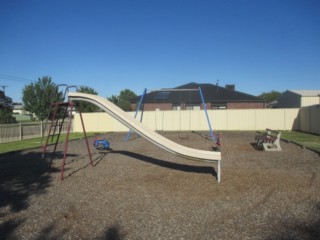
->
[1,131,320,240]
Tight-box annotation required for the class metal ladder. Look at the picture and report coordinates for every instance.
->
[41,85,93,180]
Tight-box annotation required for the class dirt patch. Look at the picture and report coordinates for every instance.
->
[1,131,320,239]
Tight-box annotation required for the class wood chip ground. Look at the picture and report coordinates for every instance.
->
[1,131,320,239]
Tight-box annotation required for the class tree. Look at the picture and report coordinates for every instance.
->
[118,89,137,111]
[76,86,100,112]
[0,105,15,124]
[22,76,63,120]
[108,89,137,111]
[0,91,15,123]
[107,95,119,105]
[258,91,282,102]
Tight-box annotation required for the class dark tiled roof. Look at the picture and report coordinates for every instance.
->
[132,82,263,103]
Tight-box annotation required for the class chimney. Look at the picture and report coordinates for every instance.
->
[225,84,235,91]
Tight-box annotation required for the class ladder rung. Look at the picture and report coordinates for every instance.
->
[51,102,70,107]
[52,123,63,127]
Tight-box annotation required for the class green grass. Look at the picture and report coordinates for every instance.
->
[281,131,320,152]
[0,132,101,154]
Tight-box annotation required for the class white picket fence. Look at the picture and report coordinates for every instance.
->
[0,121,71,143]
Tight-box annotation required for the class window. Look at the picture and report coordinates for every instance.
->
[172,105,181,110]
[211,104,227,109]
[155,92,170,101]
[173,104,200,110]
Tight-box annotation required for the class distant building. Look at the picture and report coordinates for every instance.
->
[277,90,320,108]
[12,103,29,115]
[266,100,278,108]
[131,82,266,111]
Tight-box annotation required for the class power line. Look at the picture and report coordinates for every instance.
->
[0,74,35,83]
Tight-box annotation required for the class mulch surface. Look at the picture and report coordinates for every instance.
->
[0,131,319,240]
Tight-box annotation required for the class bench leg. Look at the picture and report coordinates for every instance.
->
[257,140,264,150]
[217,161,221,183]
[262,142,281,151]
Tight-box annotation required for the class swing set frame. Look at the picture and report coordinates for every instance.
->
[126,86,218,146]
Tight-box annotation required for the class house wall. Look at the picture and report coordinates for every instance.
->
[13,109,30,115]
[201,103,211,109]
[132,102,264,111]
[226,102,265,109]
[278,91,320,108]
[132,103,173,111]
[301,96,320,107]
[277,91,301,108]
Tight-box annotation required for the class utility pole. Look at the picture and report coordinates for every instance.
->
[0,85,8,92]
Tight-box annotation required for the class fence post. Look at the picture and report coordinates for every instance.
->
[41,121,43,137]
[20,122,22,141]
[309,107,312,133]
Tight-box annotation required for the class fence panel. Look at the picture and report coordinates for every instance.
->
[0,120,72,143]
[284,109,300,130]
[1,107,317,144]
[73,108,302,133]
[0,124,21,143]
[300,106,320,134]
[210,111,227,131]
[299,108,310,132]
[225,109,256,130]
[309,107,320,134]
[22,123,42,140]
[255,109,285,130]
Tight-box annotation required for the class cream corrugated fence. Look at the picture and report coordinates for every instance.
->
[73,108,310,133]
[299,106,320,134]
[1,107,319,143]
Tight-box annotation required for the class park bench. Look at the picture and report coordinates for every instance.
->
[255,128,281,151]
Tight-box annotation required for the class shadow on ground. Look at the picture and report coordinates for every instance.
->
[32,220,125,240]
[112,150,217,178]
[61,151,109,179]
[0,150,60,239]
[271,201,320,240]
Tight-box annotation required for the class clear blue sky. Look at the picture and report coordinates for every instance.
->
[1,0,319,103]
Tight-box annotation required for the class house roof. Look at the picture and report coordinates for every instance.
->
[289,90,320,97]
[132,82,264,104]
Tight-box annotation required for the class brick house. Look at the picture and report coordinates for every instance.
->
[131,82,266,111]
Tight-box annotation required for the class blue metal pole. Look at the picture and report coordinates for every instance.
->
[198,86,215,141]
[125,88,147,141]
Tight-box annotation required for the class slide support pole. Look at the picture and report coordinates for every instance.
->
[198,86,215,141]
[125,88,147,141]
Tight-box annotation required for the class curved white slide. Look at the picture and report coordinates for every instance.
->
[69,92,221,182]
